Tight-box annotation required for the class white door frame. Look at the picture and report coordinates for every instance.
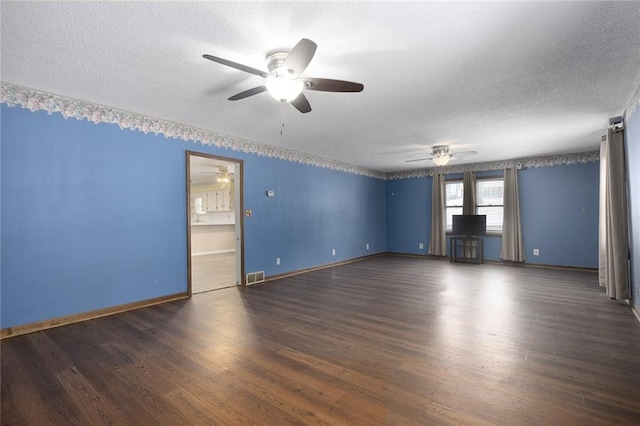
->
[186,151,244,295]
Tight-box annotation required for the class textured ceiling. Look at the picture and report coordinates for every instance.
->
[2,1,640,172]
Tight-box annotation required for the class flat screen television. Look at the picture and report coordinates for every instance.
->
[452,215,487,236]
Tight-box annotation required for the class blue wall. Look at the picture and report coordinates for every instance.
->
[244,158,386,275]
[519,163,599,268]
[0,101,605,330]
[2,108,188,328]
[625,100,640,308]
[0,105,386,328]
[386,176,431,254]
[385,162,599,268]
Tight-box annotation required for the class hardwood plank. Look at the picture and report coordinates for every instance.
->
[55,367,130,425]
[1,334,88,425]
[2,255,640,424]
[1,342,59,425]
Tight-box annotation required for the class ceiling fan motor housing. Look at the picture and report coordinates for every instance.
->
[432,145,450,157]
[266,51,293,76]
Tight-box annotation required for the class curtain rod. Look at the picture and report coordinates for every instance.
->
[609,116,624,133]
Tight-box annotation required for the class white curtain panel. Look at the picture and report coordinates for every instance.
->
[500,168,526,262]
[599,140,608,287]
[602,128,630,300]
[428,172,447,256]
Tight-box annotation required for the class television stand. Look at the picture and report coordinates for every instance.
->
[450,236,484,264]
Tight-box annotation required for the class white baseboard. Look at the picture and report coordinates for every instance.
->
[191,249,235,256]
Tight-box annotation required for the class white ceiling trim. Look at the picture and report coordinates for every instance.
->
[1,82,599,181]
[0,82,386,179]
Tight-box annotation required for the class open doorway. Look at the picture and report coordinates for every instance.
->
[186,151,244,294]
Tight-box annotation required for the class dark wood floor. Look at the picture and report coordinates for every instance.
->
[2,255,640,425]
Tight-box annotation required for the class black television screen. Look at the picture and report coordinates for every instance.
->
[452,215,487,236]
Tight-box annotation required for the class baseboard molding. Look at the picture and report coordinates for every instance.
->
[484,259,598,273]
[1,292,189,339]
[629,300,640,324]
[264,253,386,283]
[257,252,597,291]
[384,252,449,261]
[384,251,597,272]
[192,249,235,256]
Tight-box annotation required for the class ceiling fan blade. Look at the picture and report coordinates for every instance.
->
[203,54,269,78]
[450,150,477,157]
[228,85,267,101]
[284,38,317,75]
[291,93,312,113]
[305,78,364,92]
[405,157,434,163]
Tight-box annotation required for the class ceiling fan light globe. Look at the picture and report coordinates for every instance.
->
[266,77,304,103]
[433,155,450,166]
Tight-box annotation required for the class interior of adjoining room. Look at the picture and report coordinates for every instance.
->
[188,153,242,293]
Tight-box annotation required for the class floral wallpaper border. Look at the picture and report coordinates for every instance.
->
[0,82,386,179]
[1,81,600,181]
[386,150,600,180]
[625,78,640,121]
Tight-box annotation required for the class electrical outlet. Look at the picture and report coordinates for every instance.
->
[332,248,336,256]
[276,257,280,266]
[533,249,540,256]
[419,243,424,249]
[366,243,370,250]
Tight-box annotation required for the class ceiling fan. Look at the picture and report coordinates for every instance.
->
[405,145,477,166]
[215,166,232,186]
[203,38,364,113]
[192,165,233,185]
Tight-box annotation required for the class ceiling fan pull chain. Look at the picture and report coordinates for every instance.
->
[280,101,285,135]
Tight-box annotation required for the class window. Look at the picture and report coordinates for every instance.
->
[445,181,463,231]
[476,178,504,232]
[445,177,504,233]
